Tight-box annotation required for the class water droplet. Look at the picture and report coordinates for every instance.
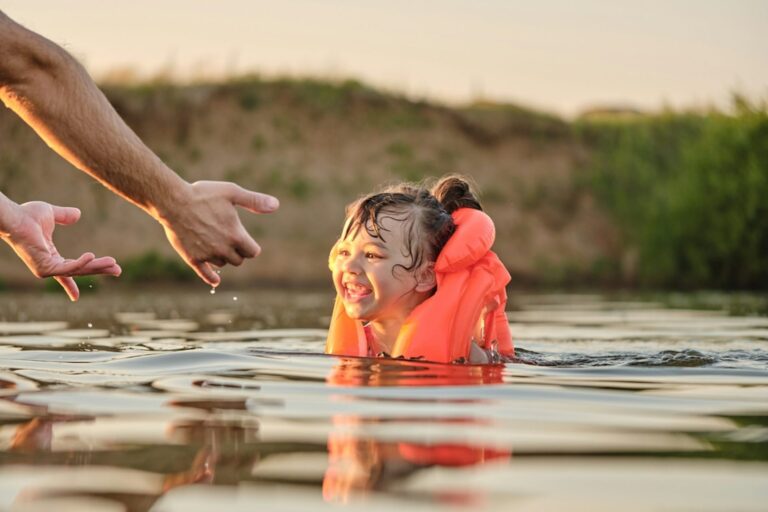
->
[210,288,216,295]
[233,296,238,301]
[87,323,93,328]
[88,284,93,289]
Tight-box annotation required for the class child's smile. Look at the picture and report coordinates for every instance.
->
[331,213,429,327]
[341,279,373,303]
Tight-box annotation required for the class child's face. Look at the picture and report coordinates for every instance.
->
[331,214,430,323]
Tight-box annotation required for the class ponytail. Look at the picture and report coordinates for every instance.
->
[431,175,482,214]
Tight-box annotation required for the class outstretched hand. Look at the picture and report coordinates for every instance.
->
[157,181,279,287]
[1,201,121,301]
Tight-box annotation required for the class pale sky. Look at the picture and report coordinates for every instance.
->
[3,0,767,116]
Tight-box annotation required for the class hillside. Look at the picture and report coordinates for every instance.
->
[0,77,622,288]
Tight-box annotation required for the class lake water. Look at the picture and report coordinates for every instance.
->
[0,290,766,511]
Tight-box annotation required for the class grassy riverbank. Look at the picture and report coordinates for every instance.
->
[0,76,763,290]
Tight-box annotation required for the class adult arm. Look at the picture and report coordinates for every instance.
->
[0,192,121,300]
[0,11,278,286]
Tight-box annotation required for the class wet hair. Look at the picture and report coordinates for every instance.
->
[339,175,482,276]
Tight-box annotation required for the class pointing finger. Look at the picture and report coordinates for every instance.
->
[228,185,279,214]
[51,206,82,226]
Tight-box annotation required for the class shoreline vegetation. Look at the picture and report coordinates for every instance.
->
[0,74,765,292]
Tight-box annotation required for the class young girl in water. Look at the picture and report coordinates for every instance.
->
[325,175,513,364]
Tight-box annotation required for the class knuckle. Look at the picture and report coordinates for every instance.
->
[210,256,227,267]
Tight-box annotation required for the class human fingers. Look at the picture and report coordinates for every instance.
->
[191,260,221,287]
[54,276,79,302]
[207,256,227,268]
[50,205,81,226]
[225,249,244,267]
[39,252,95,278]
[226,184,280,214]
[76,257,122,276]
[234,229,261,259]
[62,263,121,277]
[84,263,121,276]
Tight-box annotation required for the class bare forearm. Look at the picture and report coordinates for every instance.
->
[0,12,186,220]
[0,10,279,287]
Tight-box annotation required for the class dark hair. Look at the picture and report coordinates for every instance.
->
[340,175,482,275]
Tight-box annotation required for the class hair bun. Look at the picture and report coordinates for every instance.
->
[431,175,482,213]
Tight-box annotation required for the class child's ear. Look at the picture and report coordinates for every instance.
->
[414,262,436,292]
[328,241,340,270]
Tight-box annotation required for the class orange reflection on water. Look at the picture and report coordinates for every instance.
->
[323,357,512,503]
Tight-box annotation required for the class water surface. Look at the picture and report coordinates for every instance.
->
[0,290,766,511]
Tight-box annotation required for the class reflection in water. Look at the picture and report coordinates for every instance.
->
[326,357,507,387]
[3,409,262,512]
[323,359,512,503]
[0,293,766,510]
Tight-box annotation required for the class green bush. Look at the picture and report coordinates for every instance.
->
[120,251,195,283]
[580,96,768,289]
[43,275,98,293]
[239,91,261,111]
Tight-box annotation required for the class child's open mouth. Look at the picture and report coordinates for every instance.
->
[343,281,372,303]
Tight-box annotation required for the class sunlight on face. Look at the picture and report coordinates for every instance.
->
[331,214,423,324]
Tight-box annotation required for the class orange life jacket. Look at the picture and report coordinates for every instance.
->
[325,208,513,364]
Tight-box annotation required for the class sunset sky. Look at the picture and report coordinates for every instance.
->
[4,0,766,116]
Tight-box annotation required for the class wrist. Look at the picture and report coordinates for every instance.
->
[145,167,192,225]
[0,194,23,238]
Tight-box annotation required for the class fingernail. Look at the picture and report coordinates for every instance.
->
[266,196,279,210]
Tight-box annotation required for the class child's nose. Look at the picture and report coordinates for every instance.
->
[340,255,362,273]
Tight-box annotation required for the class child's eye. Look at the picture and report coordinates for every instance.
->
[365,252,382,260]
[338,249,351,257]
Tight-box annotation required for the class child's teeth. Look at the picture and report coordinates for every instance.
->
[346,283,368,295]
